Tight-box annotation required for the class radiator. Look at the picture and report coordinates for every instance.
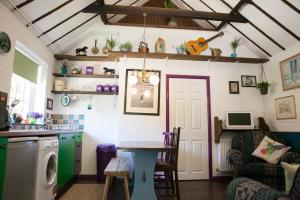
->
[216,138,233,172]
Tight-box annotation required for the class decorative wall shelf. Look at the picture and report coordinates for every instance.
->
[51,91,118,95]
[54,54,119,62]
[52,73,119,79]
[109,51,269,64]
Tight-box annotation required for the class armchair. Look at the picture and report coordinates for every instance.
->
[227,130,300,190]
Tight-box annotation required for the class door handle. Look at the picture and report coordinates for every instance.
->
[72,136,75,139]
[61,137,66,140]
[0,144,6,149]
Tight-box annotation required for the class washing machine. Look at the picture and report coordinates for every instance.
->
[34,136,59,200]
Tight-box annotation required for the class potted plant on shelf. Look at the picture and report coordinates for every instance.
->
[257,64,270,95]
[230,37,241,58]
[173,42,187,54]
[164,0,177,26]
[119,41,133,52]
[102,36,118,54]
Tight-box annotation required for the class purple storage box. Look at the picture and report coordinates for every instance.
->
[111,85,119,93]
[103,85,111,92]
[96,144,116,183]
[96,84,104,92]
[86,66,94,75]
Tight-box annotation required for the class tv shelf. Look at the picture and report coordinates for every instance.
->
[213,116,269,143]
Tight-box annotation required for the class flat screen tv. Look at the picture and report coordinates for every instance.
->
[226,111,254,129]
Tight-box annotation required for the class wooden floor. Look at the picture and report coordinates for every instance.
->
[60,180,228,200]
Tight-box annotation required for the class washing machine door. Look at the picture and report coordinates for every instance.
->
[42,151,57,189]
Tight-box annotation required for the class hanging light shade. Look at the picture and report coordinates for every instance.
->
[149,73,160,85]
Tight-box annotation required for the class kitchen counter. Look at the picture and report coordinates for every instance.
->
[0,129,81,137]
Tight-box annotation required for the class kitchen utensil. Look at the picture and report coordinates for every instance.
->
[138,42,149,53]
[87,95,92,110]
[92,39,99,54]
[71,68,82,74]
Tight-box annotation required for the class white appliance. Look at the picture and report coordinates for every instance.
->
[225,111,254,129]
[34,136,59,200]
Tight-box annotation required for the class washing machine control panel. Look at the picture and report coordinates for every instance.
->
[41,139,59,149]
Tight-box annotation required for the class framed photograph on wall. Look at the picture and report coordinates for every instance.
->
[229,81,239,94]
[280,53,300,91]
[46,98,53,110]
[241,75,257,87]
[275,95,297,120]
[124,69,161,115]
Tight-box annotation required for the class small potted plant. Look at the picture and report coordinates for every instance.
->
[230,37,241,58]
[164,0,177,26]
[174,43,186,54]
[257,81,270,95]
[119,41,133,52]
[103,36,118,54]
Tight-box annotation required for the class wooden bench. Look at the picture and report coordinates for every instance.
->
[103,157,130,200]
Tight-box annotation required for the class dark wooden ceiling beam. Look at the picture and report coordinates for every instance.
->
[199,0,271,57]
[108,0,141,21]
[83,4,248,22]
[47,14,98,46]
[249,0,300,41]
[13,0,34,10]
[217,0,247,30]
[281,0,300,14]
[180,0,216,29]
[220,0,285,50]
[27,0,74,26]
[97,0,108,24]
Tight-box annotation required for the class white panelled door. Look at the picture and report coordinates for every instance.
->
[169,78,209,180]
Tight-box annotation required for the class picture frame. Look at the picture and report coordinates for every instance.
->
[124,69,161,115]
[280,53,300,91]
[46,98,53,110]
[229,81,239,94]
[275,95,297,120]
[241,75,257,87]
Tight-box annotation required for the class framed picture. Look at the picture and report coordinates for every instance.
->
[275,95,297,120]
[229,81,239,94]
[241,75,257,87]
[46,98,53,110]
[280,53,300,91]
[124,69,161,115]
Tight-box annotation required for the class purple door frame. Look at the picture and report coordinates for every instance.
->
[166,74,212,180]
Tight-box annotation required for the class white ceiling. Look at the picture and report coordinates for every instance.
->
[2,0,300,57]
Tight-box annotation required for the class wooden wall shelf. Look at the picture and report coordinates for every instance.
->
[51,91,118,95]
[108,51,269,64]
[52,73,119,79]
[54,54,119,62]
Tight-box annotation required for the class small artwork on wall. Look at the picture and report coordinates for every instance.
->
[229,81,239,94]
[280,53,300,91]
[241,75,257,87]
[275,95,297,120]
[46,98,53,110]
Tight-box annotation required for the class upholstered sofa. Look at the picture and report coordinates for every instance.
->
[227,130,300,190]
[227,168,300,200]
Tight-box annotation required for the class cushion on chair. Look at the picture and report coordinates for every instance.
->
[252,136,291,164]
[281,162,300,192]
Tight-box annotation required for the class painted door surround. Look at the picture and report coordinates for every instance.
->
[166,74,212,180]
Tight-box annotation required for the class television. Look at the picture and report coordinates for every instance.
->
[225,111,254,129]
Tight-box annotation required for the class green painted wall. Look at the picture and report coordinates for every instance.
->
[13,49,39,83]
[277,132,300,153]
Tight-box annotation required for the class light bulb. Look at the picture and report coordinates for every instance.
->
[149,74,159,85]
[131,88,137,95]
[144,90,151,97]
[128,74,138,85]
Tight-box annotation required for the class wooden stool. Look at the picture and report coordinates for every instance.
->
[103,157,130,200]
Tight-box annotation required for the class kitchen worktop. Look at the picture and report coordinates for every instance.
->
[0,129,82,137]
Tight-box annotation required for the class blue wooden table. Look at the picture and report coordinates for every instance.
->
[118,141,173,200]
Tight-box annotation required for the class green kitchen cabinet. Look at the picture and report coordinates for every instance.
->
[75,132,82,175]
[0,138,8,200]
[57,133,76,189]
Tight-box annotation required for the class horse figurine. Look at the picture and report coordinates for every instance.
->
[76,46,88,56]
[103,67,115,75]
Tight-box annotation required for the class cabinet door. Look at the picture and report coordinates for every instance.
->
[75,132,82,143]
[0,138,8,200]
[75,143,82,175]
[57,133,75,188]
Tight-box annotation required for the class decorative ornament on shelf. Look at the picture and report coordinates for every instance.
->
[164,0,177,26]
[210,48,222,57]
[0,32,11,54]
[91,39,99,54]
[155,37,166,53]
[76,46,88,56]
[104,36,118,54]
[257,64,270,95]
[61,59,69,75]
[230,37,241,58]
[103,67,115,75]
[71,67,82,74]
[174,42,186,54]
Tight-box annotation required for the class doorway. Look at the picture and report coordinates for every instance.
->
[166,75,212,180]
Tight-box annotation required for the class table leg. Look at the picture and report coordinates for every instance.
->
[131,151,157,200]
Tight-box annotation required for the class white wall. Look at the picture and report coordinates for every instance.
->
[264,42,300,132]
[0,2,55,111]
[55,25,266,176]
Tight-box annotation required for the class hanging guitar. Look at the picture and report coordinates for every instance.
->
[186,32,224,55]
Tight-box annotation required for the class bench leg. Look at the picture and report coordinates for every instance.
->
[124,175,130,200]
[103,175,111,200]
